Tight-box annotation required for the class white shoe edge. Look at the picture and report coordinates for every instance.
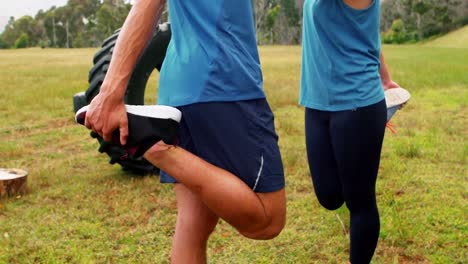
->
[126,105,182,122]
[385,87,411,108]
[75,104,182,123]
[75,105,89,123]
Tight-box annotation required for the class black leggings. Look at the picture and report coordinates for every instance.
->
[305,100,387,264]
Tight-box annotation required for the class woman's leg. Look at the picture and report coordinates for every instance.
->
[330,100,387,264]
[305,108,344,210]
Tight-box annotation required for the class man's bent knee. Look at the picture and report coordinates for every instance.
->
[240,220,285,240]
[239,189,286,240]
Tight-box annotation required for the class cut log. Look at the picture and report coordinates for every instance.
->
[0,168,28,198]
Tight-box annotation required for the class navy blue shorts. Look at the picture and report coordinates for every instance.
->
[160,99,285,193]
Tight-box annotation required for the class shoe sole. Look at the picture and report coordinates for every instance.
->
[75,104,181,125]
[75,104,182,157]
[385,88,410,122]
[385,87,411,108]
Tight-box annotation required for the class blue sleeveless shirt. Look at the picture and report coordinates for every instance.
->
[300,0,384,111]
[157,0,265,107]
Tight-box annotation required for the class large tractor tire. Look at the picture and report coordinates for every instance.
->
[73,22,171,175]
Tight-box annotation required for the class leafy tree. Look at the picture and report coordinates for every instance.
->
[281,0,300,27]
[1,17,20,47]
[413,0,432,40]
[0,37,8,49]
[97,0,131,37]
[264,4,281,44]
[433,0,461,33]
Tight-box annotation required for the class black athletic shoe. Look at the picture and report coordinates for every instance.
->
[75,104,182,158]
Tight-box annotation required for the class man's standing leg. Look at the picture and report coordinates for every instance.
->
[171,184,219,264]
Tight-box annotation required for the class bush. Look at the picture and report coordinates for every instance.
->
[381,19,413,44]
[14,33,29,49]
[38,39,49,49]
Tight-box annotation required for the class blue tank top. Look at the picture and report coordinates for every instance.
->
[157,0,265,107]
[300,0,384,111]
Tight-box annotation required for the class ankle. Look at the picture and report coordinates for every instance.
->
[143,140,176,158]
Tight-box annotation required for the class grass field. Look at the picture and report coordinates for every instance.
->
[0,43,466,263]
[424,25,468,48]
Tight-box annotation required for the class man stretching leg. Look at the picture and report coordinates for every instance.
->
[83,1,286,263]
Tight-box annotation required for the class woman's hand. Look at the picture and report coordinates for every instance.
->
[382,79,400,91]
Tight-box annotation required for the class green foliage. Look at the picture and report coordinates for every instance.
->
[1,17,19,48]
[382,19,413,44]
[381,0,466,41]
[0,37,8,49]
[266,5,281,29]
[280,0,300,27]
[260,4,282,44]
[412,1,431,15]
[254,0,303,45]
[38,40,48,49]
[14,33,29,49]
[95,1,131,37]
[0,0,131,49]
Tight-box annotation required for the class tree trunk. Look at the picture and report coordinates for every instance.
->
[0,169,28,198]
[66,20,70,48]
[52,15,57,47]
[416,13,422,40]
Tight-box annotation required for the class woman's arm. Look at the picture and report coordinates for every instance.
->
[380,52,400,90]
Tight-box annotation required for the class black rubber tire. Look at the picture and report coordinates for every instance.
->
[73,22,171,175]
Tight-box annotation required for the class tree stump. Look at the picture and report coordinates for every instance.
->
[0,168,28,198]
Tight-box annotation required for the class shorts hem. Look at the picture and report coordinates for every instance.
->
[160,173,285,194]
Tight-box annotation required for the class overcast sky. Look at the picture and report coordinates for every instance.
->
[0,0,68,31]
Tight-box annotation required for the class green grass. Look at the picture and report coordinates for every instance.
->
[0,45,466,263]
[424,25,468,48]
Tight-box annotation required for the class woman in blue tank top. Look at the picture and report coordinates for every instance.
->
[300,1,399,263]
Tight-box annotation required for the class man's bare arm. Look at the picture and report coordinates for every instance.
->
[85,0,166,144]
[99,0,166,99]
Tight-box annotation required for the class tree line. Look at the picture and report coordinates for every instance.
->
[1,0,467,49]
[381,0,468,43]
[0,0,132,49]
